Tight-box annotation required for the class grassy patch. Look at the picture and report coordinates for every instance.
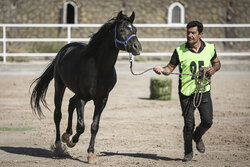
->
[30,42,65,53]
[0,127,35,131]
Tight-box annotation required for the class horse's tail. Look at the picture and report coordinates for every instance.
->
[30,59,55,118]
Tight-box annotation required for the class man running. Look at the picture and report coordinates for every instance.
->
[153,21,221,161]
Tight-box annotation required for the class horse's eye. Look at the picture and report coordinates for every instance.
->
[120,28,125,33]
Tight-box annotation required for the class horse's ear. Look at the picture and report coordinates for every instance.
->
[129,11,135,23]
[117,11,124,20]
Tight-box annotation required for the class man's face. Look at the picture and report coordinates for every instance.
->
[186,26,202,45]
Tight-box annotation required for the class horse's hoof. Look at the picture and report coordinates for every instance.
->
[55,141,62,148]
[51,141,69,157]
[61,133,70,143]
[87,153,96,164]
[66,140,76,148]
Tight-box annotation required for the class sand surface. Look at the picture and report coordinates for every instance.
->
[0,59,249,166]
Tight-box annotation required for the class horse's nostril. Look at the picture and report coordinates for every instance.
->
[134,42,142,51]
[133,43,138,50]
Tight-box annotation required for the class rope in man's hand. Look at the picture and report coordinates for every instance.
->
[128,53,211,108]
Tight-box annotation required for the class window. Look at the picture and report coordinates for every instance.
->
[63,2,78,24]
[168,2,185,24]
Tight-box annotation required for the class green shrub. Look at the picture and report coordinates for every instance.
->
[150,76,172,100]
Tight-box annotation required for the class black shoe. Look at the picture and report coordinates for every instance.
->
[183,152,193,161]
[195,139,205,153]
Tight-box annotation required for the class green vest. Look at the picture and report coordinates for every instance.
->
[176,42,214,96]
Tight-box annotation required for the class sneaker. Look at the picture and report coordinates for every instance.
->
[195,139,205,153]
[183,152,193,161]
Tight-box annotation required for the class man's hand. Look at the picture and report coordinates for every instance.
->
[206,66,216,76]
[153,66,164,75]
[153,66,170,76]
[207,57,221,76]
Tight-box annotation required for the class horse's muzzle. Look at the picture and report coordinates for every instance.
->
[131,39,142,55]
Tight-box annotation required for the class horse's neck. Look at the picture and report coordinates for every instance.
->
[95,37,119,71]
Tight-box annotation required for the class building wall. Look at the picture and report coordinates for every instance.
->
[0,0,250,54]
[1,0,250,24]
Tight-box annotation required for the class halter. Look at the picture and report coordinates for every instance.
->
[114,24,136,52]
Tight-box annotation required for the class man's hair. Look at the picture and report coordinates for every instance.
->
[186,21,203,34]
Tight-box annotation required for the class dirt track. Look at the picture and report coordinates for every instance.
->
[0,59,250,167]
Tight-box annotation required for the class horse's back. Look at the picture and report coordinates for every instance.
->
[58,42,86,59]
[54,42,89,90]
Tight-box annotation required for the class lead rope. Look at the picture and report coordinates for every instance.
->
[129,53,153,75]
[129,53,211,108]
[193,67,211,108]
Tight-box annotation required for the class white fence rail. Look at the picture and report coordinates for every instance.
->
[1,23,250,63]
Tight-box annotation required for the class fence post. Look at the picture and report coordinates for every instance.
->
[67,25,71,43]
[3,25,6,63]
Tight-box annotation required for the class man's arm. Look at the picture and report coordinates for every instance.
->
[153,63,177,76]
[207,57,221,76]
[153,49,178,76]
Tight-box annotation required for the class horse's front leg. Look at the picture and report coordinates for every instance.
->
[87,96,108,163]
[66,98,86,147]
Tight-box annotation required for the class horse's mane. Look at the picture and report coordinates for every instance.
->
[86,13,131,55]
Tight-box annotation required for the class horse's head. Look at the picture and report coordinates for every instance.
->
[114,11,142,55]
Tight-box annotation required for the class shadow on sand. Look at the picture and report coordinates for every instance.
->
[0,146,87,163]
[99,151,183,161]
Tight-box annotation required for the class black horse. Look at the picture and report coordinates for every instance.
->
[30,11,141,162]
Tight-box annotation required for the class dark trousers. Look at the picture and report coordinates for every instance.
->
[179,91,213,154]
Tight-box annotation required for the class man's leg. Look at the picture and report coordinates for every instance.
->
[193,91,213,153]
[179,94,196,161]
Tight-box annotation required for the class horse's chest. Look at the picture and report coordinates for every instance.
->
[81,74,116,99]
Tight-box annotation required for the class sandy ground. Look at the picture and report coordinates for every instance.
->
[0,58,250,167]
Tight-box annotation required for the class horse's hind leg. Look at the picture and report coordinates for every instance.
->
[66,98,86,147]
[61,95,77,146]
[54,79,66,145]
